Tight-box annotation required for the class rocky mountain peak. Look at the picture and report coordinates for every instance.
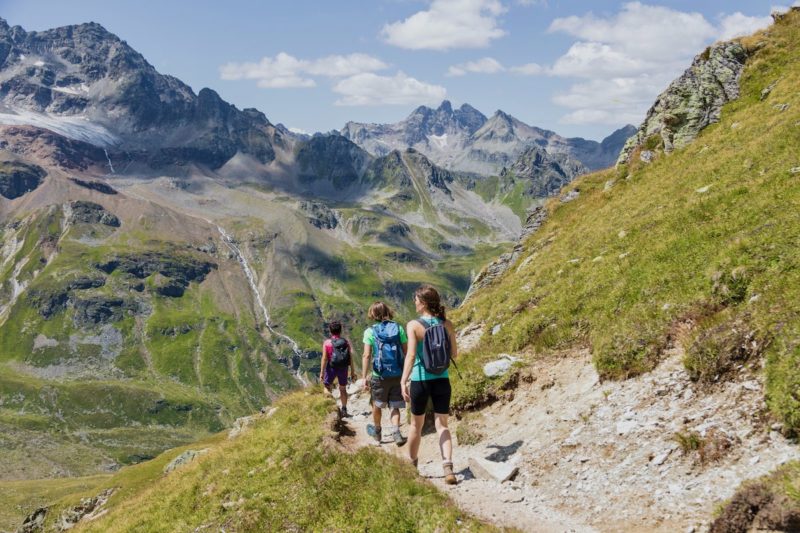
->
[0,19,284,169]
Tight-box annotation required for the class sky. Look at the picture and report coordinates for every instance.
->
[0,1,794,140]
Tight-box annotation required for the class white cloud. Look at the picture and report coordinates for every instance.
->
[717,12,773,41]
[447,57,505,76]
[548,3,716,66]
[220,52,387,89]
[516,0,547,5]
[545,2,778,125]
[549,41,662,78]
[509,62,543,75]
[553,76,669,125]
[382,0,507,50]
[333,72,447,106]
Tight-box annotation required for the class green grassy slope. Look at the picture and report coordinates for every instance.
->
[453,11,800,430]
[449,10,800,521]
[25,391,491,533]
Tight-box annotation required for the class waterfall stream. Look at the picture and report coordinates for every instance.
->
[103,149,115,174]
[215,225,309,385]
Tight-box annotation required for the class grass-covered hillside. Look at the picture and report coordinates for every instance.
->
[455,8,800,427]
[0,195,298,481]
[7,391,490,533]
[451,7,800,514]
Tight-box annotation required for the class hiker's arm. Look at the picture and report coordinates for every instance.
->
[362,344,372,386]
[401,323,417,401]
[350,342,357,380]
[445,320,458,361]
[319,342,327,383]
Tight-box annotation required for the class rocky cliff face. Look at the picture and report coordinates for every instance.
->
[617,41,748,165]
[502,145,587,198]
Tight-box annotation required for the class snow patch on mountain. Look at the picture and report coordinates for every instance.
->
[0,108,118,147]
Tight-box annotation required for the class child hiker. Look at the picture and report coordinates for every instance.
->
[320,320,356,417]
[361,301,408,446]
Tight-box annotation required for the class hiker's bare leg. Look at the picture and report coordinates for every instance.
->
[409,414,425,462]
[339,385,348,408]
[390,408,401,428]
[434,413,452,462]
[372,404,382,427]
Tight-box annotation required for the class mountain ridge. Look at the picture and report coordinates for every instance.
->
[341,100,635,175]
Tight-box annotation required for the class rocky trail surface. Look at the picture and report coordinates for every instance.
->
[339,383,594,532]
[331,325,798,532]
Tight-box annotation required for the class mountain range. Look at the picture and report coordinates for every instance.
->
[341,100,636,175]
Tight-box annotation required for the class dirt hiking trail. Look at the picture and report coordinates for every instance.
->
[330,324,798,532]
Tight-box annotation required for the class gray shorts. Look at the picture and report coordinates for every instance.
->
[371,376,406,409]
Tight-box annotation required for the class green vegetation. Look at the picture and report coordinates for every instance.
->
[452,11,800,439]
[710,460,800,532]
[27,391,490,532]
[0,475,109,532]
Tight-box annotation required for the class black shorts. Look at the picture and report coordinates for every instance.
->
[371,376,405,409]
[409,378,451,416]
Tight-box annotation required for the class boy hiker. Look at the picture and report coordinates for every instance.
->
[362,301,407,446]
[320,321,356,417]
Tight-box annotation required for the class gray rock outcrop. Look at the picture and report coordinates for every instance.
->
[617,41,748,165]
[0,161,45,199]
[163,449,208,473]
[299,201,338,229]
[69,201,120,227]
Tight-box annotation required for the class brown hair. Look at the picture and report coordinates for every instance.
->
[328,321,342,335]
[415,285,446,320]
[368,301,395,322]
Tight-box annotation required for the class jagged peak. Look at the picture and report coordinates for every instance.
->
[437,100,453,114]
[492,109,513,122]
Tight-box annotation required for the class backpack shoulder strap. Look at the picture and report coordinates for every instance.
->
[415,318,430,329]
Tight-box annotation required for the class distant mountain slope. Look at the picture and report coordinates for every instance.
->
[341,100,635,174]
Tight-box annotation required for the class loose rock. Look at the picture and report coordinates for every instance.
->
[468,456,519,483]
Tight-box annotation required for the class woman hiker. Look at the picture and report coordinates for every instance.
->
[401,285,458,485]
[319,320,356,417]
[362,301,408,446]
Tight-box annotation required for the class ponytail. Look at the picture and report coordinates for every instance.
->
[414,285,446,320]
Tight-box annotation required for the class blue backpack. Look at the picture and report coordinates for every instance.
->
[372,321,404,377]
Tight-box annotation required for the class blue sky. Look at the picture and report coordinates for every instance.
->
[0,1,790,140]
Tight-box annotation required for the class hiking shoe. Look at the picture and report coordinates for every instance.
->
[366,424,381,443]
[392,429,407,447]
[443,462,457,485]
[340,406,349,418]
